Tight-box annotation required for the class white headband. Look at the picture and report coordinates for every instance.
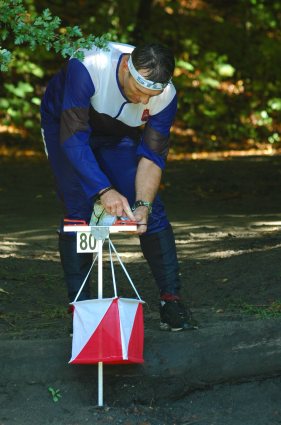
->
[127,55,170,91]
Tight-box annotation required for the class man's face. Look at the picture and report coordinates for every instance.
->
[123,68,163,105]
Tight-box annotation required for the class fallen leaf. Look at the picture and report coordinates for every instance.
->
[0,288,9,295]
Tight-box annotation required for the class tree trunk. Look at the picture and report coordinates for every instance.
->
[131,0,154,44]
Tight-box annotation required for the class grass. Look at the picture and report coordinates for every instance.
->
[238,300,281,319]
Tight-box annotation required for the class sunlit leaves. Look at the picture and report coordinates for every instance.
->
[0,0,109,70]
[4,82,34,98]
[14,60,44,78]
[174,0,281,149]
[267,98,281,112]
[254,110,272,127]
[31,97,41,105]
[216,64,235,78]
[176,60,195,72]
[0,48,12,71]
[268,133,280,144]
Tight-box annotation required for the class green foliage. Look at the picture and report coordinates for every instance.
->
[0,0,280,151]
[48,386,62,402]
[0,48,12,72]
[239,301,281,318]
[0,0,109,140]
[169,0,281,150]
[0,47,44,131]
[0,0,109,70]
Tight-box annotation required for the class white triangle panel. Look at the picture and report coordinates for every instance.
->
[118,299,140,360]
[70,298,114,362]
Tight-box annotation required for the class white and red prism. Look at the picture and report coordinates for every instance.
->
[70,297,144,364]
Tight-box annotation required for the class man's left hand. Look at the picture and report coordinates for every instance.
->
[133,206,149,235]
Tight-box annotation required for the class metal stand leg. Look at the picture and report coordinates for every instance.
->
[98,362,103,407]
[97,239,103,407]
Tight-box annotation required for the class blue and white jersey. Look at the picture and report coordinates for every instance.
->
[41,42,177,200]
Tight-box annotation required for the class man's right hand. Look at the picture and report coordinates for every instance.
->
[99,188,135,221]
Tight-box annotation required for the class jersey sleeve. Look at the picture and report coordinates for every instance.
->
[60,58,111,199]
[136,93,177,169]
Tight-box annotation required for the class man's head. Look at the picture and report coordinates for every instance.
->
[131,43,175,88]
[122,43,175,105]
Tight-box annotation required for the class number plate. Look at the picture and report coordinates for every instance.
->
[77,232,98,253]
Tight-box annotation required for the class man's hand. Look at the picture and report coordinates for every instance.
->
[133,157,162,234]
[133,206,149,235]
[100,188,135,221]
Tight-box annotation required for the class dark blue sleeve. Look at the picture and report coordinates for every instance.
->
[60,59,111,199]
[137,94,177,169]
[149,93,178,136]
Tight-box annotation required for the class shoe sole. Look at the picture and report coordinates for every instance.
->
[160,322,199,332]
[160,322,184,332]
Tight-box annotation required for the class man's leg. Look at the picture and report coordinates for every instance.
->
[139,224,180,296]
[140,225,197,331]
[58,229,92,302]
[41,118,93,303]
[93,137,197,330]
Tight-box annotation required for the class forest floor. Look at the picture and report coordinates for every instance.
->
[1,151,281,424]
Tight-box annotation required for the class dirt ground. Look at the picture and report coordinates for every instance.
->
[1,152,281,424]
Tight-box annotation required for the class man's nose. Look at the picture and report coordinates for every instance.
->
[140,95,150,105]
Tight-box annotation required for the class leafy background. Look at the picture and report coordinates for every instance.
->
[0,0,280,154]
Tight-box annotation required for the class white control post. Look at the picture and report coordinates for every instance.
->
[91,226,110,408]
[97,238,103,407]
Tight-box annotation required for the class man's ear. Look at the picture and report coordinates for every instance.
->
[123,56,129,71]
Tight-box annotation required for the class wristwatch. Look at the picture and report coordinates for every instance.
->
[132,200,153,214]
